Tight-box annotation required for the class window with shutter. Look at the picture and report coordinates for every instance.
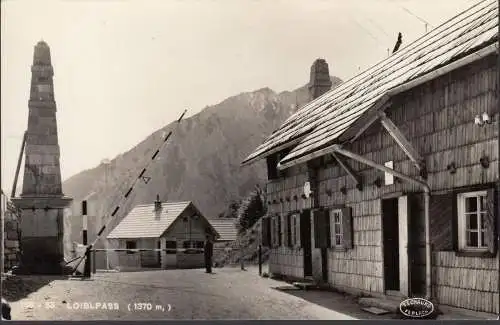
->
[330,209,343,248]
[277,214,282,246]
[294,214,301,248]
[329,207,353,249]
[457,189,497,255]
[287,214,292,247]
[270,216,275,247]
[430,193,455,251]
[341,207,353,249]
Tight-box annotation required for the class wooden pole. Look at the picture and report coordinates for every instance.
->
[11,131,27,198]
[496,1,500,317]
[1,192,5,276]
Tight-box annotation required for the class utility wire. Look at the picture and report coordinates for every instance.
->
[400,6,434,32]
[71,109,187,274]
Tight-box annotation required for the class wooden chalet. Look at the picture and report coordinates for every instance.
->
[106,198,219,270]
[242,0,499,315]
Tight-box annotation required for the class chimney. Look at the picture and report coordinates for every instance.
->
[308,58,332,100]
[154,194,162,212]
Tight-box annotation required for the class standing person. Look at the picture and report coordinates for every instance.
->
[204,235,213,274]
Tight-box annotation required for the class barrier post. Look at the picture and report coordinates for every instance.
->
[258,245,262,276]
[83,247,92,278]
[92,250,96,274]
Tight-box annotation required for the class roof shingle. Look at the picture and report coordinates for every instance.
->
[243,0,498,167]
[208,219,238,242]
[107,201,192,239]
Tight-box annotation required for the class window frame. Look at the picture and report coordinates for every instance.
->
[457,190,489,252]
[125,240,137,254]
[330,208,344,249]
[165,240,177,254]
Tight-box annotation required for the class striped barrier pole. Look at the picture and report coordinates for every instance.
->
[82,200,92,278]
[70,109,188,276]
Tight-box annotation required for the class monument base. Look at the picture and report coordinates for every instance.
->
[11,196,73,276]
[12,236,71,275]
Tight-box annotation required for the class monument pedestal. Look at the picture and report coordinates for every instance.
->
[11,196,73,275]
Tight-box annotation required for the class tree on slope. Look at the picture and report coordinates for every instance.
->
[237,184,267,233]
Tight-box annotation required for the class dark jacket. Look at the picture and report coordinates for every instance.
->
[204,240,213,258]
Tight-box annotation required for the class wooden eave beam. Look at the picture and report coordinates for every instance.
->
[330,152,362,187]
[331,144,429,190]
[379,112,425,171]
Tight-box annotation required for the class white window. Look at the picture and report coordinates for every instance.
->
[384,161,394,185]
[457,191,488,251]
[330,209,343,247]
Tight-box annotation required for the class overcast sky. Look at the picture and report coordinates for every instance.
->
[1,0,478,193]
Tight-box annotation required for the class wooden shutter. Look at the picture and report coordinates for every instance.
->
[314,209,330,248]
[484,188,497,255]
[295,214,301,248]
[277,214,282,246]
[287,214,293,247]
[261,217,271,247]
[324,209,331,248]
[429,193,455,251]
[341,207,353,249]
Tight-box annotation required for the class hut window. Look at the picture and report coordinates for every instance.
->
[330,209,344,247]
[165,241,176,254]
[125,241,137,254]
[457,191,488,251]
[182,240,204,249]
[384,161,394,185]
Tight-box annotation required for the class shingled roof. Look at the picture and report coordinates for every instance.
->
[107,201,220,239]
[242,0,498,168]
[208,219,239,242]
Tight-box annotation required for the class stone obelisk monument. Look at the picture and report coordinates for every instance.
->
[11,41,73,275]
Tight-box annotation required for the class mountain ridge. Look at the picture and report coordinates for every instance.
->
[61,76,343,235]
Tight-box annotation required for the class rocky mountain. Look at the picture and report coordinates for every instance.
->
[62,76,342,233]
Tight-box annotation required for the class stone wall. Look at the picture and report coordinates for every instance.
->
[3,200,21,272]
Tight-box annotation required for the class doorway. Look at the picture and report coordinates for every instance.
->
[382,198,400,292]
[300,210,313,277]
[321,248,328,282]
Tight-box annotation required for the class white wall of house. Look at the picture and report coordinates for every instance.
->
[109,208,212,270]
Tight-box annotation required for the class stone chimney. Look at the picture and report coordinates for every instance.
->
[308,58,332,100]
[154,194,162,211]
